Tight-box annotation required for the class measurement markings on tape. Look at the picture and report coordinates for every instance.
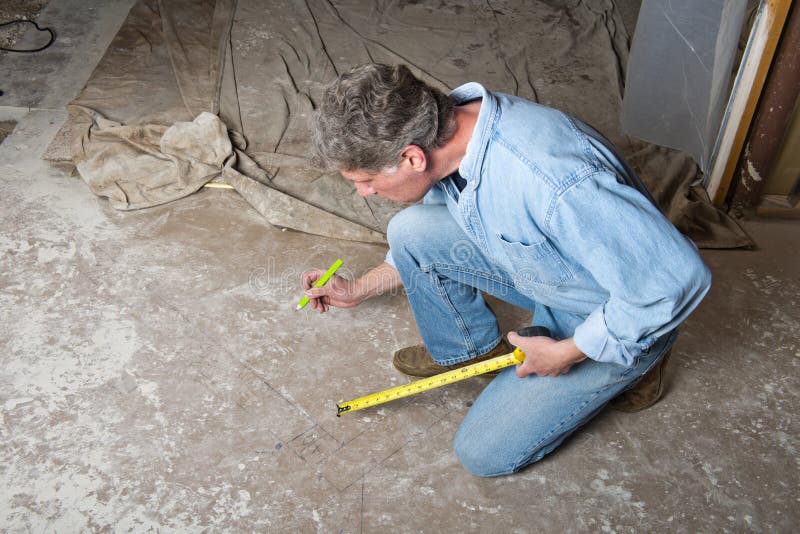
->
[336,349,525,416]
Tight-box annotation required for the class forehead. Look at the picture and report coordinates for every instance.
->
[340,169,381,182]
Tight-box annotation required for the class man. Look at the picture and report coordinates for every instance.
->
[303,64,711,477]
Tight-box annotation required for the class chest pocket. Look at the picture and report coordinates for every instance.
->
[496,234,573,287]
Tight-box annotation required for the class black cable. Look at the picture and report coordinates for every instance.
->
[0,19,55,53]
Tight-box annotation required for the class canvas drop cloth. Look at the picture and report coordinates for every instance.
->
[45,0,752,248]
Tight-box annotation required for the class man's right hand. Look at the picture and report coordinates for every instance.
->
[300,261,403,313]
[302,271,364,313]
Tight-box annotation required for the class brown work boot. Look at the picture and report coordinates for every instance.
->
[393,340,514,378]
[611,350,671,412]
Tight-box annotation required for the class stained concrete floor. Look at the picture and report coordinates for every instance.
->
[2,1,799,532]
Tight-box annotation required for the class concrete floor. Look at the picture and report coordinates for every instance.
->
[1,1,799,532]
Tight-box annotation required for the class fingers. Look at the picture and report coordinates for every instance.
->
[301,269,340,313]
[303,277,329,313]
[510,332,530,377]
[305,287,326,298]
[516,359,571,378]
[516,362,556,378]
[305,287,325,299]
[516,360,536,378]
[306,288,331,313]
[302,269,323,290]
[311,294,327,313]
[515,364,527,379]
[509,330,558,377]
[510,332,536,377]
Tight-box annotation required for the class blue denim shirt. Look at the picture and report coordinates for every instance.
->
[388,82,711,367]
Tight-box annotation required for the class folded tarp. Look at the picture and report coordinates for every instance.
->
[45,0,752,248]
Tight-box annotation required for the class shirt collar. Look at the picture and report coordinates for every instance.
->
[449,82,498,187]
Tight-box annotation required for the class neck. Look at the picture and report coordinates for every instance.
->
[427,101,481,181]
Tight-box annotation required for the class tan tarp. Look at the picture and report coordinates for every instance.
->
[46,0,753,248]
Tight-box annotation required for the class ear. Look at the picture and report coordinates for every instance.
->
[400,145,428,172]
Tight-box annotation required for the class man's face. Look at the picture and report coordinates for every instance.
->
[340,165,434,204]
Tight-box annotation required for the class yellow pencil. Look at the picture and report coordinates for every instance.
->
[295,259,344,310]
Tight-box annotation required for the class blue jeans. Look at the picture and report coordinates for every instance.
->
[387,204,676,477]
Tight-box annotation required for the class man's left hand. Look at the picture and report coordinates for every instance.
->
[507,332,587,378]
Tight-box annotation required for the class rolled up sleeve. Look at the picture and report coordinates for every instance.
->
[552,172,711,366]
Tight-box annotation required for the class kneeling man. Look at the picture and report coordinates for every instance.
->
[303,64,711,477]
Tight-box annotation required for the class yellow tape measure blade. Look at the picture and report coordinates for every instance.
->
[336,349,525,416]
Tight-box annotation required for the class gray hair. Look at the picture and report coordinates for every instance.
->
[311,64,456,173]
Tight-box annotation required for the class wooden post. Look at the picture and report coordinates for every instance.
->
[729,2,800,212]
[706,0,793,206]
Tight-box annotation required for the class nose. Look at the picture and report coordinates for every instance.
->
[355,182,375,197]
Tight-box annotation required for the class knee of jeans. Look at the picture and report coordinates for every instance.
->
[453,426,516,478]
[386,205,430,253]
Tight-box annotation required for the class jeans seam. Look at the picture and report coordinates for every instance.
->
[427,271,504,364]
[415,262,511,364]
[425,262,519,294]
[430,271,477,364]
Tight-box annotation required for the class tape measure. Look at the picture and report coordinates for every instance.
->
[336,326,551,416]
